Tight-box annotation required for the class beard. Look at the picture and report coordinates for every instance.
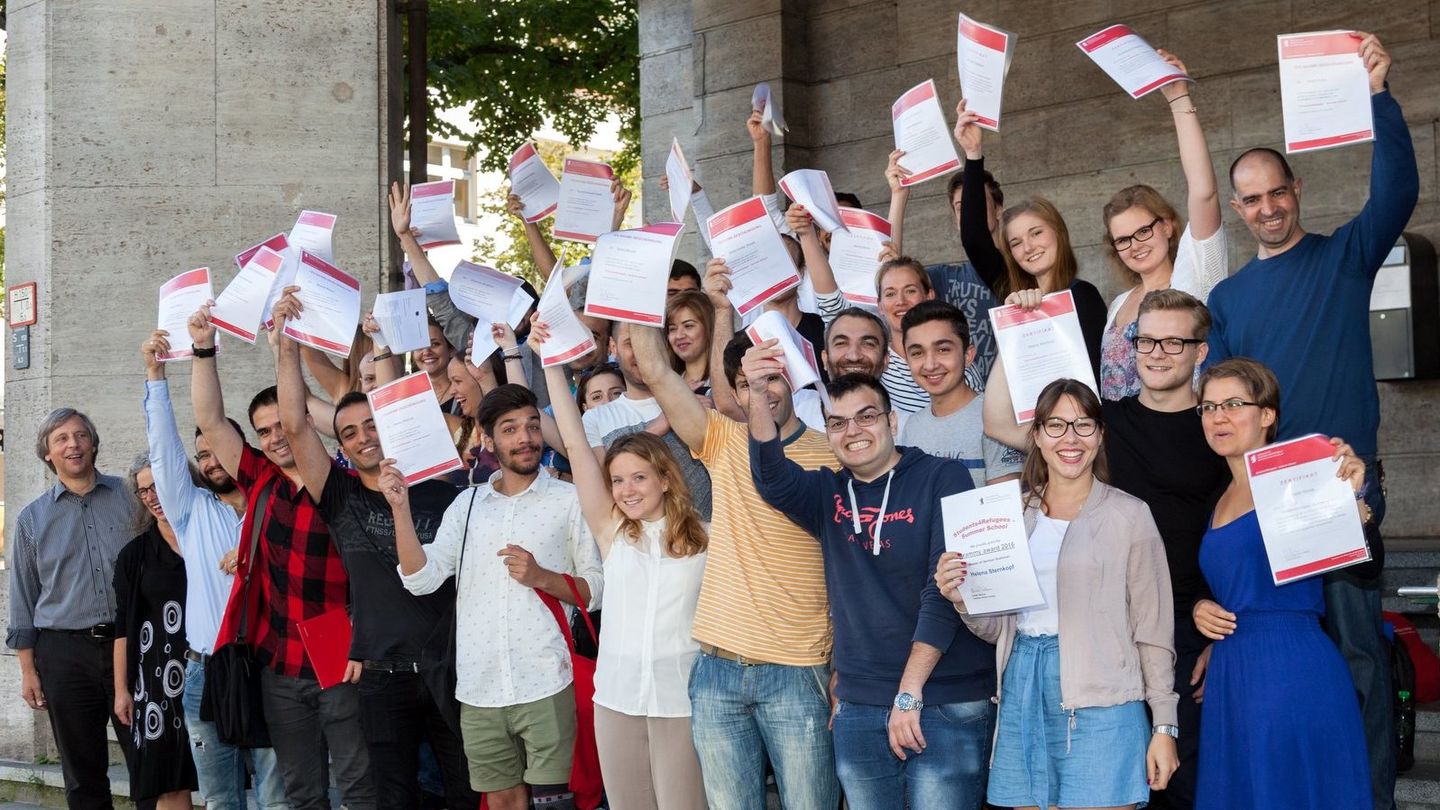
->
[200,466,238,495]
[499,443,542,476]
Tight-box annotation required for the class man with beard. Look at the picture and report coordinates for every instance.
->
[140,331,288,810]
[399,384,602,810]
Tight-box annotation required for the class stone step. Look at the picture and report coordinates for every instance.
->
[1400,760,1440,809]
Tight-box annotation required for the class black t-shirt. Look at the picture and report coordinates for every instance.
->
[318,471,461,662]
[1103,397,1231,616]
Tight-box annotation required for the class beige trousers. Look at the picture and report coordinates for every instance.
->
[593,704,709,810]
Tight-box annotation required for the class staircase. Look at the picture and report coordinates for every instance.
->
[1384,540,1440,810]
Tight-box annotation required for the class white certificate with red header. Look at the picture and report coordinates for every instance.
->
[368,372,465,485]
[942,480,1045,615]
[584,222,685,327]
[410,180,463,249]
[1246,434,1371,585]
[237,233,294,331]
[892,79,961,187]
[666,138,694,224]
[508,143,562,223]
[289,210,337,263]
[956,13,1016,131]
[1277,31,1374,154]
[1076,24,1189,99]
[536,264,597,367]
[157,268,214,362]
[213,247,284,344]
[778,169,847,234]
[989,290,1098,421]
[553,158,616,243]
[707,197,801,317]
[828,209,892,306]
[745,310,828,407]
[283,251,361,358]
[449,261,535,363]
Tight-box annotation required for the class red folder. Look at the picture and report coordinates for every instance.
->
[296,608,353,689]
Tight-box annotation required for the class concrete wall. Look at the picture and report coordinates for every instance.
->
[640,0,1440,539]
[2,0,397,757]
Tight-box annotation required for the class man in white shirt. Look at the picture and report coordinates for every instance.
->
[396,384,603,810]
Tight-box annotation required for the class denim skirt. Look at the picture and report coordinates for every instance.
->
[987,634,1150,809]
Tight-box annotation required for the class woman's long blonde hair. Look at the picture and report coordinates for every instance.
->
[1000,197,1079,298]
[1100,184,1182,288]
[605,433,707,558]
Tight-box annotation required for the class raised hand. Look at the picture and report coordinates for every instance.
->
[388,181,412,239]
[527,314,552,353]
[270,285,304,330]
[506,193,526,221]
[610,179,633,231]
[188,301,218,349]
[785,203,814,237]
[885,149,913,193]
[703,259,734,309]
[746,109,770,144]
[378,459,410,511]
[1004,288,1045,311]
[740,339,786,391]
[1354,32,1391,94]
[952,99,984,160]
[1157,49,1193,103]
[142,330,171,376]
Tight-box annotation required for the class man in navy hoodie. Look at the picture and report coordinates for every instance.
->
[743,342,996,809]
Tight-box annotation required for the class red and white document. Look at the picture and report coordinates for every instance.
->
[778,169,846,234]
[745,310,828,407]
[942,480,1045,615]
[448,261,535,363]
[289,210,337,263]
[990,290,1098,421]
[1076,24,1189,99]
[1246,434,1371,585]
[828,209,892,306]
[584,222,685,327]
[752,82,788,137]
[236,233,294,331]
[666,138,694,224]
[892,79,961,187]
[283,251,361,358]
[368,371,466,485]
[508,143,562,223]
[707,197,801,317]
[371,289,430,354]
[157,268,214,361]
[553,158,616,243]
[536,264,597,367]
[1277,31,1374,154]
[410,180,462,249]
[213,247,284,344]
[956,13,1016,131]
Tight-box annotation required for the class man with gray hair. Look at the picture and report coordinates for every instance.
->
[7,407,148,809]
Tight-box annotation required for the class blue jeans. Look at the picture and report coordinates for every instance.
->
[183,659,289,810]
[831,698,994,809]
[688,653,839,810]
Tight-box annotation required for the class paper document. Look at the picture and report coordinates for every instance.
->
[892,79,961,187]
[941,480,1045,615]
[368,372,466,485]
[1077,24,1189,99]
[666,138,694,224]
[371,289,430,353]
[237,233,295,331]
[828,209,892,306]
[745,310,828,407]
[213,247,284,344]
[289,211,337,263]
[585,223,685,326]
[956,13,1016,130]
[410,180,462,249]
[1277,31,1373,153]
[778,169,847,234]
[752,83,788,137]
[990,290,1098,421]
[508,143,562,222]
[536,264,598,367]
[157,268,214,362]
[553,158,616,243]
[707,197,802,316]
[283,251,362,358]
[449,261,535,363]
[1247,434,1371,585]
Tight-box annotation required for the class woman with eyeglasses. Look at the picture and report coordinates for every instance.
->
[936,378,1178,810]
[1190,358,1371,809]
[1098,50,1228,401]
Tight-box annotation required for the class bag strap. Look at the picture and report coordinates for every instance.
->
[534,574,595,653]
[237,477,278,644]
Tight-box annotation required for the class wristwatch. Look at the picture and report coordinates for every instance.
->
[1153,724,1180,740]
[893,692,923,712]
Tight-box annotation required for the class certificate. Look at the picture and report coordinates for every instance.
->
[236,233,295,331]
[410,180,463,249]
[745,310,827,406]
[368,372,466,485]
[289,210,337,263]
[1277,31,1374,153]
[537,263,597,367]
[892,79,961,187]
[283,251,362,358]
[157,267,214,362]
[666,138,694,224]
[371,289,430,353]
[941,480,1045,615]
[828,208,892,306]
[778,169,847,234]
[1246,434,1371,585]
[212,247,284,344]
[1076,24,1190,99]
[751,82,788,137]
[508,143,562,223]
[956,13,1016,131]
[989,290,1098,421]
[553,158,616,243]
[449,261,535,363]
[585,222,685,326]
[707,197,801,316]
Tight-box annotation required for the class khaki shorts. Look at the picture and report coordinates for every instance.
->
[460,684,576,792]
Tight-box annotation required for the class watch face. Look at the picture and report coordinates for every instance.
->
[895,693,917,710]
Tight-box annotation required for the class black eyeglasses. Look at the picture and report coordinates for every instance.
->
[1132,336,1205,355]
[135,485,157,498]
[824,408,890,434]
[1197,399,1258,417]
[1110,216,1163,252]
[1039,417,1099,438]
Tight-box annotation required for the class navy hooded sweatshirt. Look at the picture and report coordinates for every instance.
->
[749,438,995,706]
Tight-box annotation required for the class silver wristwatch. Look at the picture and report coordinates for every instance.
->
[894,692,923,712]
[1153,724,1180,740]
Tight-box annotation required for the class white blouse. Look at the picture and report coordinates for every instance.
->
[593,519,708,718]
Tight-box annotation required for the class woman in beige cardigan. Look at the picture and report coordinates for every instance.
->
[936,378,1179,810]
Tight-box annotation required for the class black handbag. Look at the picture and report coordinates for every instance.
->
[202,479,275,748]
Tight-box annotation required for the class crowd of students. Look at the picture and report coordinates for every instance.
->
[5,33,1419,810]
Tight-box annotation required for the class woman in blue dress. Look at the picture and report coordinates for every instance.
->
[1191,358,1371,809]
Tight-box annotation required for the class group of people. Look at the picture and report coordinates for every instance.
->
[5,33,1418,810]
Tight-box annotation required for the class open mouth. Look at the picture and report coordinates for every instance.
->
[1055,448,1085,464]
[844,438,873,453]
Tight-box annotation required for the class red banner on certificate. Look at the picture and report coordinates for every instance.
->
[1247,434,1371,585]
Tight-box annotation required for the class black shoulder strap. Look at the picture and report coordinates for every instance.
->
[236,478,277,644]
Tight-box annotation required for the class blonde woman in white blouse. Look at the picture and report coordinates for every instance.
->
[532,319,711,810]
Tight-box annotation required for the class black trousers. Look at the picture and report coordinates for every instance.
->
[357,668,479,809]
[33,630,155,810]
[1147,618,1208,810]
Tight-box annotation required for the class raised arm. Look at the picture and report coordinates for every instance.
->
[743,341,827,535]
[506,194,558,276]
[1349,33,1419,266]
[702,259,745,421]
[886,149,912,253]
[301,346,352,402]
[1158,51,1221,241]
[610,178,633,233]
[141,332,201,530]
[748,110,776,196]
[788,204,837,295]
[188,302,245,478]
[271,288,335,503]
[982,354,1030,451]
[954,101,1007,293]
[632,322,709,448]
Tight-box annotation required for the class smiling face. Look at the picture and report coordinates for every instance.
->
[666,305,708,364]
[609,323,646,389]
[735,368,796,429]
[1230,154,1304,254]
[336,401,383,473]
[415,323,453,377]
[607,451,668,522]
[824,313,887,378]
[904,319,975,398]
[1006,212,1060,280]
[250,403,294,469]
[447,357,484,418]
[44,414,98,480]
[582,371,626,410]
[135,467,166,522]
[1034,394,1102,483]
[825,387,897,478]
[877,264,933,334]
[483,406,544,476]
[193,434,236,493]
[1199,376,1274,458]
[1107,206,1174,277]
[1134,308,1208,394]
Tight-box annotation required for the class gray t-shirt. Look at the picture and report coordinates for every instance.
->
[898,393,1024,489]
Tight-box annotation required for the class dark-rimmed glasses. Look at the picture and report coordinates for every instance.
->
[1197,399,1258,417]
[1132,336,1204,355]
[1039,417,1098,438]
[1110,216,1163,252]
[824,408,890,434]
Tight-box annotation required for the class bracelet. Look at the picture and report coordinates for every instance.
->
[1172,107,1198,114]
[1167,93,1192,104]
[192,345,217,359]
[372,350,394,361]
[503,350,523,361]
